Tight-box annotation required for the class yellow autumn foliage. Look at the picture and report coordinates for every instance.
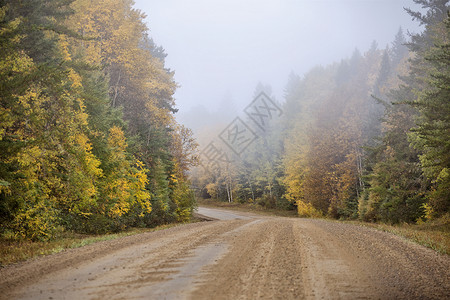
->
[297,200,323,218]
[101,127,151,218]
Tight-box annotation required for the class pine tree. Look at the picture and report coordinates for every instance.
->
[374,50,392,95]
[409,12,450,216]
[362,0,449,223]
[391,27,409,66]
[0,0,107,239]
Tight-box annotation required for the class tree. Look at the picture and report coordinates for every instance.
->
[361,0,450,223]
[391,27,409,66]
[0,0,107,238]
[409,12,450,216]
[68,0,194,226]
[0,0,198,239]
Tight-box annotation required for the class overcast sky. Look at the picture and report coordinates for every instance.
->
[133,0,423,123]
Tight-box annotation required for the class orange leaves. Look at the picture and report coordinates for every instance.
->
[170,124,199,177]
[282,57,377,217]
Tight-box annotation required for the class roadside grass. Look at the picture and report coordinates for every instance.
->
[197,198,449,255]
[347,215,450,255]
[0,223,180,267]
[8,199,444,266]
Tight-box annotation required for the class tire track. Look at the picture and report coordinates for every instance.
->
[1,208,449,300]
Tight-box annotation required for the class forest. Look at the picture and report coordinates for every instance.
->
[0,0,449,242]
[193,0,449,224]
[0,0,198,240]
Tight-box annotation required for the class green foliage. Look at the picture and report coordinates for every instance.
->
[361,2,450,223]
[0,0,197,240]
[171,178,196,222]
[408,12,450,216]
[249,1,449,224]
[366,157,426,223]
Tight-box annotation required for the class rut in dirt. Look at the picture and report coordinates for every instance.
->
[0,207,449,300]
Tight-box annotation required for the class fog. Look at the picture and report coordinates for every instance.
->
[133,0,422,131]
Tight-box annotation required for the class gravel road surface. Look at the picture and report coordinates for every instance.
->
[0,207,448,299]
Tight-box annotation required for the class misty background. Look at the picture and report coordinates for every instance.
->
[133,0,423,133]
[2,0,447,245]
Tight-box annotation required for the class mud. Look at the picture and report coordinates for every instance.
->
[1,208,448,299]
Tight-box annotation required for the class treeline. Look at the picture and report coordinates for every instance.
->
[0,0,198,240]
[195,0,449,223]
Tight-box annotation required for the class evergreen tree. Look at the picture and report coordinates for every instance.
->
[409,12,450,216]
[0,0,198,239]
[391,27,408,66]
[362,0,449,223]
[374,50,392,95]
[0,0,106,239]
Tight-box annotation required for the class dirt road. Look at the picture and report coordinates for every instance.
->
[1,207,449,299]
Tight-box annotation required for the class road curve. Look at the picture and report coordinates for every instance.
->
[195,206,253,220]
[0,207,449,299]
